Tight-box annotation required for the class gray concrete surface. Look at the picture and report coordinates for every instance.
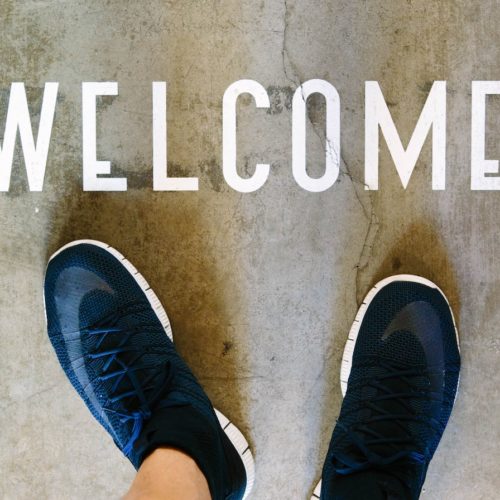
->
[0,0,499,498]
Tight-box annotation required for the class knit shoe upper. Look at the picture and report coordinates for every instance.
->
[44,241,248,499]
[320,276,460,500]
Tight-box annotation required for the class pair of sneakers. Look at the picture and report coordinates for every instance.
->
[44,240,460,499]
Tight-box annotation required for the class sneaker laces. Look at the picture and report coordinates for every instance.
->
[332,358,447,477]
[85,301,172,455]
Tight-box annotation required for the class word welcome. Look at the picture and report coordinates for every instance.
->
[0,80,499,192]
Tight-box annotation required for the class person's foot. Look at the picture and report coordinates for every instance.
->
[44,240,254,500]
[312,275,460,500]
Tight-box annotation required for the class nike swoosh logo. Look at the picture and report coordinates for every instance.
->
[54,267,115,431]
[55,267,114,333]
[382,301,444,392]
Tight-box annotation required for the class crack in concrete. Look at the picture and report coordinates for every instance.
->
[280,0,379,303]
[281,0,299,88]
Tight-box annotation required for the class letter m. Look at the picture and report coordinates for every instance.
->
[365,81,446,190]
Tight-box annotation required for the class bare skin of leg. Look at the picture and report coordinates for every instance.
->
[124,447,211,500]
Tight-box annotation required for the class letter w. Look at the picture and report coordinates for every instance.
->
[0,82,58,191]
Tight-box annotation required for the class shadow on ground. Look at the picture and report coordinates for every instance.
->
[372,221,460,322]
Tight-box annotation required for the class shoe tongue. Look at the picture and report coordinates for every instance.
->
[330,470,408,499]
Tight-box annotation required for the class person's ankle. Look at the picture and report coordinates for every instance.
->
[125,447,211,500]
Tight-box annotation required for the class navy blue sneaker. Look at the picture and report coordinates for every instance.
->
[44,240,254,499]
[312,275,460,500]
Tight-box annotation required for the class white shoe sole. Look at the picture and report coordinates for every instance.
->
[48,239,255,499]
[311,274,459,499]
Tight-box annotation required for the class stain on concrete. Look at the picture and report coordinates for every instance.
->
[199,158,226,192]
[222,340,233,356]
[266,85,293,114]
[0,4,60,81]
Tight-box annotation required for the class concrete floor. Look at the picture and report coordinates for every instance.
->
[0,1,499,498]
